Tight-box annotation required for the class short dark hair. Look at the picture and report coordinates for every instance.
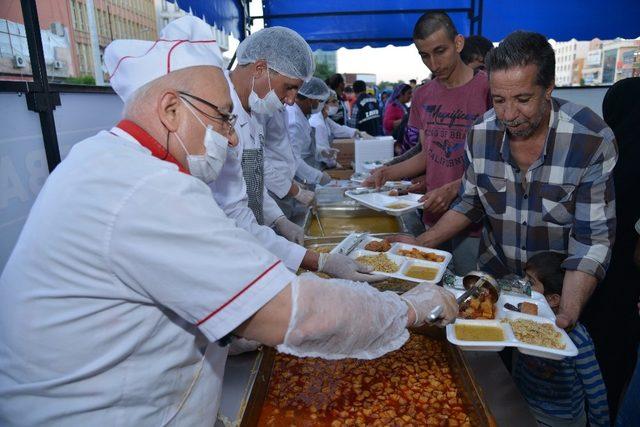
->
[326,73,344,90]
[409,79,417,84]
[525,252,567,295]
[485,31,555,88]
[353,80,367,93]
[344,86,354,94]
[460,35,494,65]
[412,12,457,41]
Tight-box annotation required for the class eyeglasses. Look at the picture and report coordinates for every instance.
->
[178,91,237,129]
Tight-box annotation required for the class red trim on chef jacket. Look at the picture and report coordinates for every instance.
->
[116,119,189,174]
[196,260,283,326]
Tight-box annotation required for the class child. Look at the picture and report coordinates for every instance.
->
[512,252,610,427]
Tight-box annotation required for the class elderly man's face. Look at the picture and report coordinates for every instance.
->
[490,64,553,139]
[178,67,238,156]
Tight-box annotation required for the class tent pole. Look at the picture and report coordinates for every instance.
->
[477,0,484,36]
[20,0,61,172]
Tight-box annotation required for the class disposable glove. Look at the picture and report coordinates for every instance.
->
[277,273,410,359]
[320,148,339,161]
[293,187,315,206]
[319,171,332,185]
[400,283,458,327]
[318,252,386,282]
[228,338,261,356]
[356,131,374,139]
[274,216,304,244]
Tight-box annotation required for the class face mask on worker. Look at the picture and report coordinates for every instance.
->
[248,68,283,116]
[326,105,339,116]
[174,98,229,184]
[311,101,325,114]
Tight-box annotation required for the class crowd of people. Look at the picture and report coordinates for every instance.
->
[0,9,637,427]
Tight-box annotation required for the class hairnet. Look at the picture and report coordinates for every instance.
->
[298,77,330,101]
[327,89,338,102]
[236,26,314,81]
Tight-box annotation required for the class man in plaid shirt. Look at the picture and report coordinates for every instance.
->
[390,31,617,329]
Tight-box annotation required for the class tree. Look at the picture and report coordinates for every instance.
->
[314,62,334,82]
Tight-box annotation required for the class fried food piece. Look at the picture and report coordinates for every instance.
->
[397,248,445,262]
[518,302,538,316]
[364,240,391,252]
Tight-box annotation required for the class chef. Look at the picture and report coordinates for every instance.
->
[286,77,333,185]
[205,25,374,279]
[0,17,458,425]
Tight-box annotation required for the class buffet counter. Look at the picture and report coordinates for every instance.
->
[216,201,538,426]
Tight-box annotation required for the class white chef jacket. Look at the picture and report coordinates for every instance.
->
[285,103,324,185]
[0,124,294,426]
[309,112,356,165]
[258,109,297,199]
[208,72,306,269]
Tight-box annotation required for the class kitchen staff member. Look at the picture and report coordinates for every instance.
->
[310,89,359,168]
[286,77,333,185]
[200,25,379,279]
[0,17,458,426]
[259,96,316,219]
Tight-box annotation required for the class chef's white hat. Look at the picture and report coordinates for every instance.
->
[105,15,224,102]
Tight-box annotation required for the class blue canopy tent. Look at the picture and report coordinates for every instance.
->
[171,0,247,40]
[170,0,640,49]
[259,0,640,49]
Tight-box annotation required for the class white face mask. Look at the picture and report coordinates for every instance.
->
[326,105,339,116]
[311,101,325,114]
[248,71,283,116]
[175,98,229,184]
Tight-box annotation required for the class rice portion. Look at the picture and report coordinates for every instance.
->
[355,253,399,273]
[503,318,565,349]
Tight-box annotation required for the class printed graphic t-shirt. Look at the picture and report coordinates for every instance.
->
[408,70,491,228]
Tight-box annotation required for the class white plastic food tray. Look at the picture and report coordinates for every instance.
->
[446,289,578,360]
[330,234,451,284]
[345,190,423,216]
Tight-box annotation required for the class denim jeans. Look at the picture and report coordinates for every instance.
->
[615,344,640,426]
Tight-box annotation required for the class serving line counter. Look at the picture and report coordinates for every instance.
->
[216,200,538,426]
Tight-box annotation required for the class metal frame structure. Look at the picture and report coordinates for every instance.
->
[250,0,486,44]
[18,0,62,172]
[0,0,619,173]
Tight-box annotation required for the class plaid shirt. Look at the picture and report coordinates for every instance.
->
[452,98,617,280]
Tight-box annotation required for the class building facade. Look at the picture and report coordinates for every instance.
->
[69,0,158,79]
[552,39,589,87]
[0,0,76,80]
[313,49,337,73]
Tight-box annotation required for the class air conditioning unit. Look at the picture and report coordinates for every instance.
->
[50,22,65,37]
[54,60,64,69]
[13,54,26,68]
